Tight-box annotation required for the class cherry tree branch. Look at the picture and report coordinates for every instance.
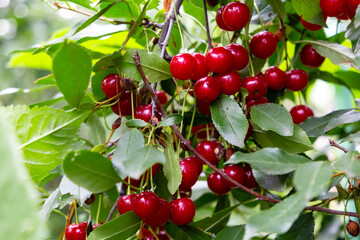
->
[202,0,213,49]
[329,139,349,153]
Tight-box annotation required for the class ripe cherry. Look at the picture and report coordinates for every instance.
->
[205,47,234,73]
[226,43,249,71]
[65,222,88,240]
[242,76,268,100]
[286,69,309,91]
[117,194,137,215]
[300,44,325,68]
[197,100,211,116]
[216,6,233,31]
[111,90,137,117]
[348,0,360,10]
[246,97,270,111]
[222,2,250,30]
[194,76,221,103]
[250,31,277,59]
[290,105,314,124]
[183,156,203,175]
[337,6,356,20]
[207,172,231,195]
[179,158,200,189]
[170,53,197,80]
[196,140,222,165]
[216,70,242,95]
[143,198,171,227]
[191,53,210,81]
[169,198,196,225]
[264,66,287,90]
[124,176,142,191]
[207,0,218,7]
[101,74,123,99]
[320,0,346,17]
[243,165,258,189]
[134,104,152,123]
[222,165,246,188]
[191,124,214,139]
[132,191,160,219]
[300,15,324,31]
[155,90,168,105]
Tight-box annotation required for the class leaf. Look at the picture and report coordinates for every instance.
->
[53,40,92,108]
[163,145,182,195]
[341,133,360,144]
[40,188,61,222]
[63,150,121,193]
[291,0,326,26]
[34,74,56,85]
[210,95,248,148]
[253,170,287,192]
[275,213,315,240]
[250,103,294,136]
[264,0,286,20]
[333,151,360,178]
[60,0,96,10]
[126,119,149,128]
[158,114,183,127]
[335,185,350,201]
[325,110,360,132]
[86,115,106,146]
[345,8,360,52]
[7,52,52,70]
[227,148,310,175]
[178,225,213,240]
[88,211,141,240]
[215,225,245,240]
[59,176,92,206]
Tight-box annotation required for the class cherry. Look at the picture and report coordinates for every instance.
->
[183,156,203,175]
[101,74,123,99]
[194,76,221,103]
[207,0,218,7]
[124,176,142,191]
[65,222,87,240]
[197,100,211,116]
[207,172,231,195]
[242,76,268,100]
[85,194,95,205]
[222,2,250,30]
[134,104,152,123]
[347,220,360,237]
[117,193,137,214]
[216,6,233,31]
[226,43,249,71]
[191,124,214,139]
[132,191,160,219]
[216,70,242,95]
[205,47,234,73]
[243,165,258,189]
[246,97,270,111]
[222,165,246,188]
[348,0,360,10]
[169,198,196,225]
[179,158,200,189]
[155,90,168,105]
[191,53,210,81]
[143,198,171,227]
[300,44,325,68]
[300,15,324,31]
[111,90,137,117]
[196,140,222,165]
[170,53,197,80]
[320,0,346,17]
[286,69,309,91]
[175,188,192,199]
[264,66,288,90]
[250,31,277,59]
[337,6,356,20]
[290,105,314,124]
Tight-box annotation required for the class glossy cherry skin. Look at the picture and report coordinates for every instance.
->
[216,70,242,95]
[264,66,288,90]
[179,158,200,189]
[143,198,171,227]
[191,53,210,81]
[117,194,137,215]
[246,97,270,111]
[226,43,249,71]
[222,1,250,30]
[286,69,309,91]
[207,172,231,195]
[196,140,222,165]
[194,76,221,103]
[65,222,88,240]
[169,198,196,225]
[320,0,346,17]
[132,191,160,219]
[222,165,246,188]
[300,15,324,31]
[183,156,203,175]
[205,47,234,73]
[243,165,258,189]
[170,53,198,80]
[134,104,152,123]
[197,100,211,116]
[216,6,233,31]
[348,0,360,10]
[290,105,314,124]
[102,74,123,99]
[156,90,168,105]
[111,91,137,117]
[250,31,277,59]
[242,76,268,100]
[337,6,356,20]
[300,44,325,68]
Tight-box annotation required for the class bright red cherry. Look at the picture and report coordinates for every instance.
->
[134,104,152,123]
[250,31,277,59]
[197,100,211,116]
[183,156,203,175]
[132,191,160,219]
[65,222,87,240]
[286,69,309,91]
[101,74,123,99]
[179,158,200,189]
[207,172,231,195]
[222,165,246,188]
[222,2,250,30]
[246,97,270,111]
[320,0,346,17]
[226,43,249,71]
[191,53,210,81]
[111,90,137,117]
[170,53,198,80]
[194,76,221,103]
[156,90,168,105]
[195,140,222,165]
[205,47,234,73]
[300,44,325,68]
[143,198,171,227]
[216,6,233,31]
[264,66,288,90]
[243,165,258,189]
[300,15,324,31]
[348,0,360,10]
[216,70,242,95]
[242,76,268,100]
[290,105,314,124]
[117,194,137,215]
[169,198,196,225]
[337,6,356,20]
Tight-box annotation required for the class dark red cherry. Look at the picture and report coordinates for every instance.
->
[264,66,288,90]
[242,76,268,100]
[117,194,137,215]
[196,140,222,165]
[169,198,196,225]
[175,188,192,199]
[226,43,249,71]
[246,97,270,111]
[124,176,142,191]
[222,1,250,30]
[216,70,242,95]
[134,104,152,123]
[179,158,200,189]
[191,53,210,81]
[191,124,214,139]
[300,15,324,31]
[300,44,325,68]
[250,31,277,59]
[222,165,246,188]
[207,0,218,7]
[194,76,221,103]
[205,47,234,73]
[156,90,168,105]
[143,198,171,227]
[183,156,203,175]
[216,6,233,31]
[197,100,211,116]
[111,90,137,117]
[290,105,314,124]
[207,172,231,195]
[65,222,87,240]
[337,6,356,20]
[170,53,198,80]
[101,74,123,99]
[132,191,160,219]
[348,0,360,10]
[243,165,258,189]
[286,69,309,91]
[320,0,346,17]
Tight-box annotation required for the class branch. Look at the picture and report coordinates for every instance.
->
[106,184,127,222]
[202,0,213,49]
[329,139,349,153]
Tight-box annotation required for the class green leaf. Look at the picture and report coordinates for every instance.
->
[250,103,293,136]
[53,40,92,108]
[334,151,360,178]
[341,133,360,144]
[40,188,61,221]
[291,0,326,26]
[63,150,121,193]
[253,170,287,192]
[275,213,315,240]
[88,211,141,240]
[215,225,245,240]
[227,148,310,175]
[325,110,360,132]
[7,52,52,70]
[210,95,248,148]
[35,74,56,85]
[87,115,106,146]
[345,8,360,52]
[163,145,182,195]
[60,0,96,10]
[158,114,183,127]
[264,0,286,20]
[126,119,149,128]
[59,176,92,206]
[178,225,213,240]
[335,185,350,201]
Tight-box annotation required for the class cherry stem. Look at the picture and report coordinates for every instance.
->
[329,139,349,153]
[202,0,213,49]
[58,199,76,240]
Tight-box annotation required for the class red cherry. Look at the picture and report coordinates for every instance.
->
[65,222,87,240]
[264,66,288,90]
[117,194,137,215]
[197,100,211,116]
[170,53,198,80]
[290,105,314,124]
[194,76,221,103]
[169,198,196,225]
[195,140,222,165]
[111,91,137,117]
[101,74,123,99]
[124,176,142,191]
[143,198,171,227]
[222,2,250,30]
[320,0,346,17]
[191,124,214,139]
[132,191,161,219]
[138,228,152,239]
[300,44,325,68]
[207,172,231,195]
[286,69,309,91]
[300,15,325,31]
[339,6,356,19]
[183,156,203,175]
[150,163,160,177]
[250,31,277,59]
[243,165,258,189]
[216,6,234,31]
[226,43,249,71]
[156,90,168,105]
[134,104,152,123]
[179,158,200,189]
[222,165,246,188]
[246,97,270,111]
[175,188,192,199]
[348,0,360,10]
[207,0,218,7]
[205,47,234,73]
[191,53,210,81]
[216,70,242,95]
[242,76,268,100]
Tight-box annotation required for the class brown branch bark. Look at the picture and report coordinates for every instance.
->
[329,139,349,153]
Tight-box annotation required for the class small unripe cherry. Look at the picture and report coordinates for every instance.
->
[347,220,360,237]
[170,53,197,80]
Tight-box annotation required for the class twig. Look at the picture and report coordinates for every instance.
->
[106,136,121,149]
[106,184,127,222]
[278,17,289,71]
[202,0,213,49]
[329,139,349,153]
